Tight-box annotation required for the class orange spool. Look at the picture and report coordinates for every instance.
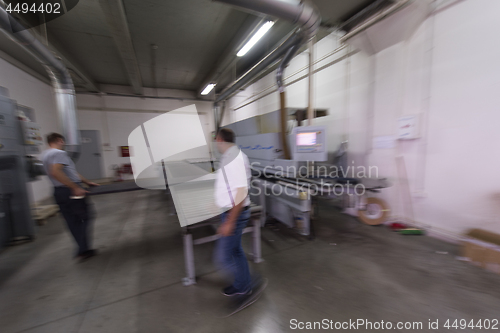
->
[358,197,390,225]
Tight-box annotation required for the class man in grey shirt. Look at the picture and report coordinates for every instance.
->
[41,133,99,260]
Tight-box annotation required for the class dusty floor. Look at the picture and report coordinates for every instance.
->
[0,189,499,333]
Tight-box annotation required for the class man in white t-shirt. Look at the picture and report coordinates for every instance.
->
[213,128,253,296]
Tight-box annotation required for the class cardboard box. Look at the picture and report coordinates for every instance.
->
[484,246,500,274]
[461,231,500,275]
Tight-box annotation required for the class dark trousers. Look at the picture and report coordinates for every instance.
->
[54,186,93,256]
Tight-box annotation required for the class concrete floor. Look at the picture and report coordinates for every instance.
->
[1,189,499,333]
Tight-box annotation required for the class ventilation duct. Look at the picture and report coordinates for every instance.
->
[213,0,320,159]
[0,7,80,159]
[213,0,321,103]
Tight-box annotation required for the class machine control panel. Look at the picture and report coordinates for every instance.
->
[20,121,43,146]
[291,126,327,161]
[296,130,325,153]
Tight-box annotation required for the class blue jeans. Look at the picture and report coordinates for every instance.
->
[214,208,252,292]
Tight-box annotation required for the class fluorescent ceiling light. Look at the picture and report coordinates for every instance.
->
[237,21,275,57]
[201,83,216,95]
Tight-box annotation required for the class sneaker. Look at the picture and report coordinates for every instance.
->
[77,249,98,262]
[222,285,252,296]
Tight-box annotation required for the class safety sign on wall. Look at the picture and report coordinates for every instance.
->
[120,146,130,157]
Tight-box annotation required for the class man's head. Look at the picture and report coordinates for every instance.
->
[215,128,235,154]
[47,133,65,149]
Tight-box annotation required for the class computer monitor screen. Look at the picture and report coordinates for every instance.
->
[296,132,317,146]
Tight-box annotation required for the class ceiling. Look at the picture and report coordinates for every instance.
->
[0,0,383,99]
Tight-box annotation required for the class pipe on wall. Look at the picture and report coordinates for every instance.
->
[306,38,314,125]
[339,0,412,44]
[275,39,301,160]
[214,0,320,103]
[232,44,349,110]
[215,32,302,103]
[279,91,291,159]
[276,41,301,91]
[0,7,80,159]
[214,0,320,39]
[213,0,321,159]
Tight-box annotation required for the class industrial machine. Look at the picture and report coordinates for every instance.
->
[223,109,390,237]
[224,111,323,237]
[206,0,390,238]
[0,4,82,251]
[0,87,45,250]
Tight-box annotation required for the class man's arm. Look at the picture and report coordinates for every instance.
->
[78,173,99,187]
[51,164,87,196]
[217,187,248,237]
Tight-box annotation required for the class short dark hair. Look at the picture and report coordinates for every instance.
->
[47,133,65,144]
[217,128,235,143]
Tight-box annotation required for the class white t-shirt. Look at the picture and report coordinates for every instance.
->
[215,145,251,209]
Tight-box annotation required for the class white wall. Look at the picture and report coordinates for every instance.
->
[225,0,500,238]
[76,93,214,179]
[414,0,500,236]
